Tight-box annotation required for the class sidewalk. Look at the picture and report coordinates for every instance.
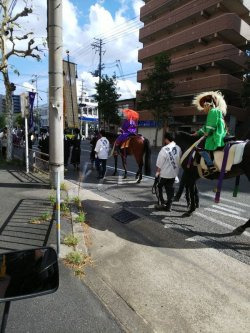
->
[0,163,124,333]
[69,168,250,333]
[1,161,250,333]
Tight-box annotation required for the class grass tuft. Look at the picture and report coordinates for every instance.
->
[63,234,79,247]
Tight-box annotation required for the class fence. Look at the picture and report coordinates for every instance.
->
[13,144,50,174]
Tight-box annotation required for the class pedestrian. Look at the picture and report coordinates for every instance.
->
[70,128,81,170]
[64,129,71,170]
[38,129,49,161]
[94,129,110,179]
[191,90,227,175]
[28,132,35,150]
[89,130,99,170]
[0,127,8,159]
[154,132,182,211]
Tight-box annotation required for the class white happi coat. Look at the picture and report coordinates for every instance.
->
[156,141,182,179]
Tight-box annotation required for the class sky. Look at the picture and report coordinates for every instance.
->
[0,0,144,105]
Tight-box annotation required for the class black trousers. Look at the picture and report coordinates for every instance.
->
[157,177,175,206]
[96,158,107,178]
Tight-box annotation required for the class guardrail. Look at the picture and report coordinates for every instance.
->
[13,144,49,174]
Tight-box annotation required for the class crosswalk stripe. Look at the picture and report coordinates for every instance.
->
[200,192,250,208]
[204,208,247,220]
[194,212,250,237]
[211,205,242,215]
[216,203,246,212]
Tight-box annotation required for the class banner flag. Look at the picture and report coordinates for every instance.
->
[28,91,36,129]
[20,92,29,118]
[63,60,79,128]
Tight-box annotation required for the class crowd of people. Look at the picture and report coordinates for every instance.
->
[1,90,229,213]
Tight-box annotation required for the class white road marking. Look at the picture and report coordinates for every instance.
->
[194,212,250,237]
[216,203,246,212]
[204,208,247,221]
[211,205,243,215]
[200,192,250,208]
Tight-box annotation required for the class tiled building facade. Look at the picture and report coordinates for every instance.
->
[137,0,250,144]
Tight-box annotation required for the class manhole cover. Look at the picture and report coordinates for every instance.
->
[112,209,139,224]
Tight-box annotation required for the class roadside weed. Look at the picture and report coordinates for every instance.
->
[74,211,86,223]
[40,212,52,221]
[63,234,79,247]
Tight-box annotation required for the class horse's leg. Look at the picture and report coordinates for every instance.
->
[185,185,190,208]
[136,167,143,183]
[194,183,199,208]
[183,181,196,216]
[112,154,118,176]
[134,152,143,183]
[233,218,250,235]
[121,154,127,179]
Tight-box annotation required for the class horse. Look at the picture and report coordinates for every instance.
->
[105,132,151,183]
[174,131,250,221]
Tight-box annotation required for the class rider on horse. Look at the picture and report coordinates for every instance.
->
[115,109,139,150]
[191,90,227,175]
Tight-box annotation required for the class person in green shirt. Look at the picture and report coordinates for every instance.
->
[191,91,227,174]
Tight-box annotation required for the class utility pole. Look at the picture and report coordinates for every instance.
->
[91,38,105,129]
[48,0,64,186]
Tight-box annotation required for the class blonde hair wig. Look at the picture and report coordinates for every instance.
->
[192,91,227,116]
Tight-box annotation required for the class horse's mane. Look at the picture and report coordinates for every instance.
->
[242,130,250,141]
[174,131,196,152]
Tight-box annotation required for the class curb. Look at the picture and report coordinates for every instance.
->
[59,180,88,259]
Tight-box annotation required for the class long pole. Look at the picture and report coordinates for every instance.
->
[66,51,76,128]
[24,116,29,173]
[56,170,61,257]
[48,0,64,186]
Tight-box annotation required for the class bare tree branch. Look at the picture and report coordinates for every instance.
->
[8,7,33,25]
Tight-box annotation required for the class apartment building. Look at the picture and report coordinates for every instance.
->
[0,94,21,114]
[137,0,250,143]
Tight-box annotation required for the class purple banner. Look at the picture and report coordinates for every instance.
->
[28,91,36,129]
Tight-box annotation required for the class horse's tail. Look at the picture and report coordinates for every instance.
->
[143,138,151,176]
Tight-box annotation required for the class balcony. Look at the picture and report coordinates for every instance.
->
[140,0,188,23]
[137,44,248,82]
[174,74,243,96]
[140,0,220,43]
[138,13,250,62]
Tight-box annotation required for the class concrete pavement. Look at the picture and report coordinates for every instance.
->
[69,164,250,333]
[0,163,124,333]
[1,159,250,333]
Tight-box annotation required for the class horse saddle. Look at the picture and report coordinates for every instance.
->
[120,134,142,149]
[197,141,246,176]
[121,137,132,149]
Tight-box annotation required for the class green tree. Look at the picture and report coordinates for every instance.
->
[0,0,42,161]
[14,113,25,128]
[137,52,175,146]
[94,75,121,130]
[0,113,6,129]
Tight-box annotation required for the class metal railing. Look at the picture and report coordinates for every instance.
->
[13,144,49,174]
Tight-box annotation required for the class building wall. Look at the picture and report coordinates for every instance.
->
[137,0,250,144]
[0,94,21,114]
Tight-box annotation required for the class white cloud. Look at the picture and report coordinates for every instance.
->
[69,1,143,99]
[132,0,144,16]
[116,78,140,100]
[2,0,143,100]
[22,82,36,92]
